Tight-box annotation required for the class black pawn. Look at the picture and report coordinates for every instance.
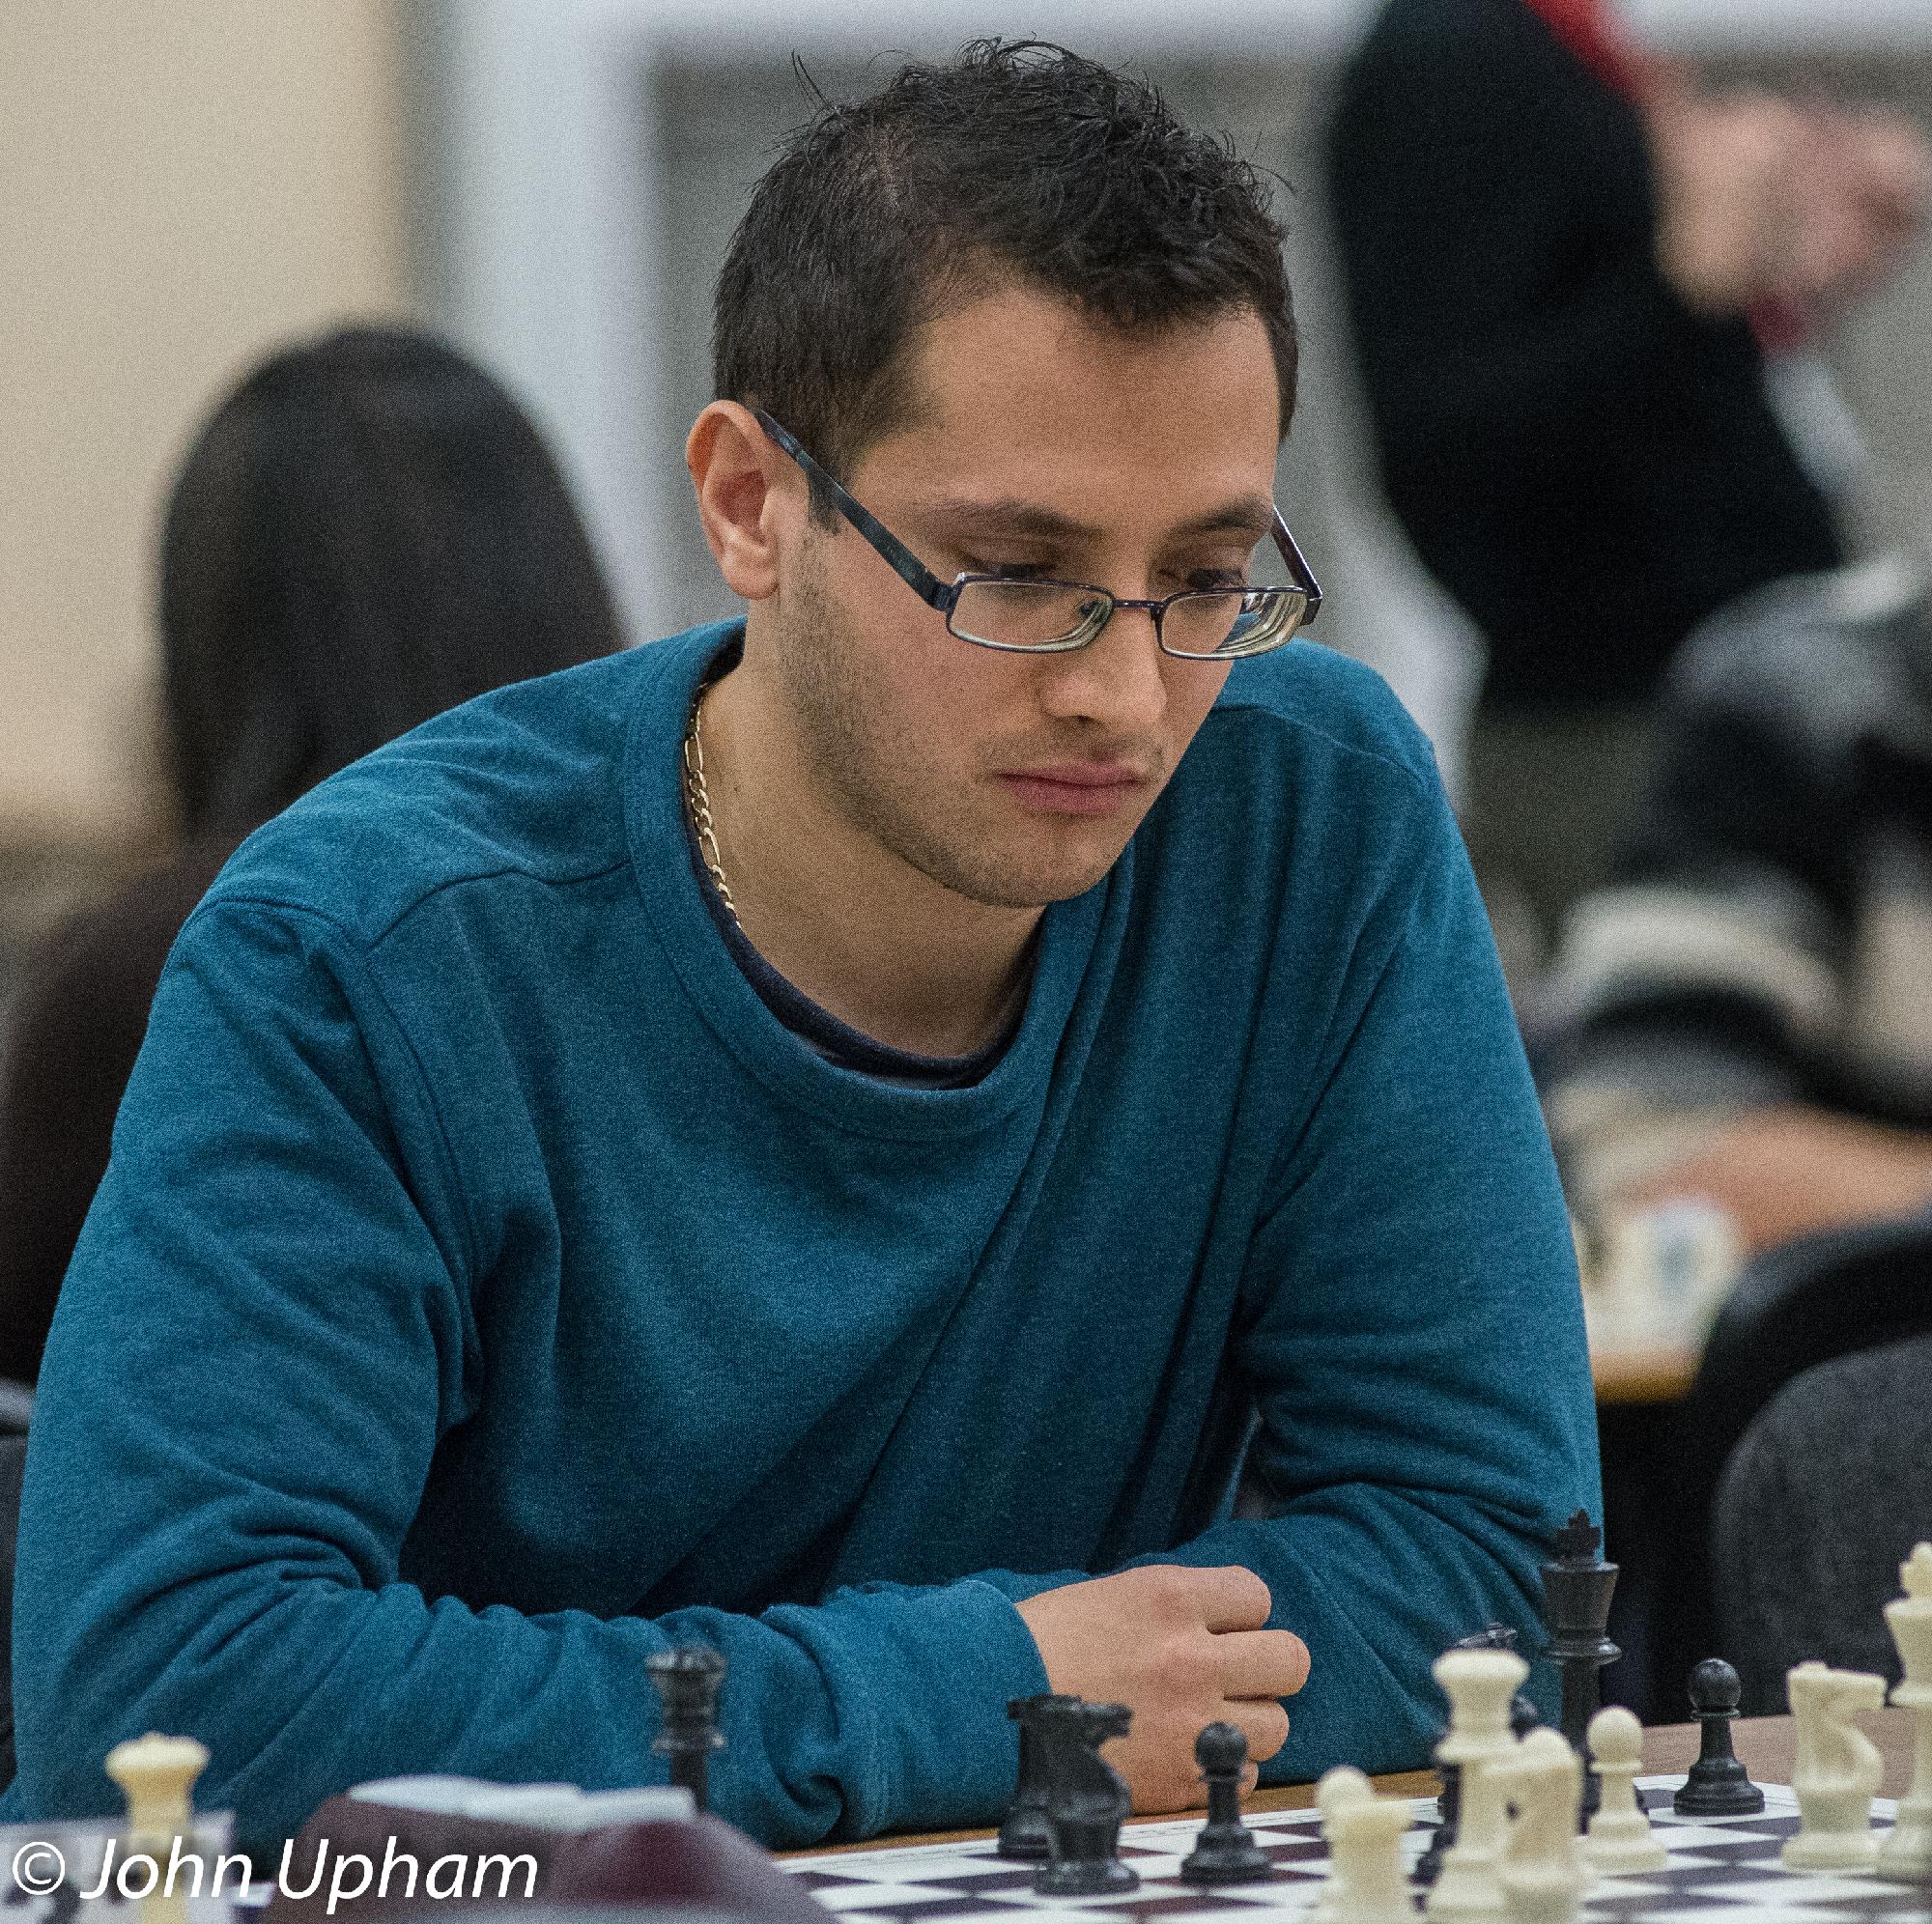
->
[646,1644,726,1811]
[1000,1694,1078,1860]
[1674,1658,1765,1816]
[1542,1510,1619,1823]
[1035,1699,1139,1897]
[1180,1724,1274,1885]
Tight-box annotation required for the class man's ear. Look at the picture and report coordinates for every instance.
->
[686,402,797,601]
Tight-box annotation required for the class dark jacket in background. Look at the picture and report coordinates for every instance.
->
[1325,0,1843,711]
[1545,566,1932,1198]
[0,837,236,1382]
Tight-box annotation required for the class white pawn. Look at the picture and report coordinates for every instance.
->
[105,1731,208,1847]
[1784,1661,1886,1872]
[1310,1768,1415,1924]
[1494,1729,1588,1924]
[104,1734,211,1924]
[1877,1542,1932,1882]
[1581,1707,1666,1874]
[1427,1648,1528,1920]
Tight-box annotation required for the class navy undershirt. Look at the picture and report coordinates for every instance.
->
[684,807,1023,1089]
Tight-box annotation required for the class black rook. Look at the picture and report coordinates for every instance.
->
[1001,1693,1080,1860]
[646,1645,727,1813]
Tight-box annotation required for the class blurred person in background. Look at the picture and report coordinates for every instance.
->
[0,326,624,1385]
[1540,556,1932,1728]
[1545,560,1932,1259]
[1324,0,1928,949]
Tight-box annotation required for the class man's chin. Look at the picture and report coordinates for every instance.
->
[938,842,1129,911]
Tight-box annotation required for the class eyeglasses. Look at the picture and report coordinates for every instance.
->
[751,408,1321,660]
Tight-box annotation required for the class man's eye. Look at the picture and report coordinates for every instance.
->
[968,560,1055,583]
[1183,570,1249,592]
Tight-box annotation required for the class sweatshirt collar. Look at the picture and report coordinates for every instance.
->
[623,620,1120,1139]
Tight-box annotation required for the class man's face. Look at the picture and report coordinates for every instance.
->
[762,282,1285,909]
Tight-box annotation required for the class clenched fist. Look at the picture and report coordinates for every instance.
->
[1014,1565,1311,1813]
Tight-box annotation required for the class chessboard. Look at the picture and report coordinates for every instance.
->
[785,1779,1923,1922]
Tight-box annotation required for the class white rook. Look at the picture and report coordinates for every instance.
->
[1310,1767,1414,1924]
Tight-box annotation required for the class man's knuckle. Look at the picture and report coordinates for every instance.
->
[1140,1566,1196,1622]
[1171,1633,1219,1694]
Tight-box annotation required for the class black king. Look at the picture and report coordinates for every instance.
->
[1541,1509,1620,1824]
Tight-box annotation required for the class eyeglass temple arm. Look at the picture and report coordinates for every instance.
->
[755,405,1319,631]
[1271,511,1321,627]
[749,407,955,614]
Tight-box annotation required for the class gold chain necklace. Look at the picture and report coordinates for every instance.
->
[685,693,1034,1051]
[683,690,740,924]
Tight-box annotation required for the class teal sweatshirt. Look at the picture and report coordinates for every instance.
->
[7,622,1599,1849]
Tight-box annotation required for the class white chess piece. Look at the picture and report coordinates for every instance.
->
[1581,1707,1666,1874]
[1310,1767,1415,1924]
[1495,1729,1589,1924]
[1877,1542,1932,1881]
[103,1733,211,1924]
[1783,1660,1887,1871]
[1426,1648,1528,1920]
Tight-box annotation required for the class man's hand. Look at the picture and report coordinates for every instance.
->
[1014,1565,1310,1813]
[1643,74,1930,318]
[1645,79,1806,314]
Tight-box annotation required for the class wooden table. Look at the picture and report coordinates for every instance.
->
[1591,1344,1696,1406]
[815,1712,1919,1853]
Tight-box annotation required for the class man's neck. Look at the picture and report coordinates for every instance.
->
[693,660,1040,1060]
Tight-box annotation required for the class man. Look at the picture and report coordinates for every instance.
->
[1540,559,1932,1713]
[8,43,1598,1851]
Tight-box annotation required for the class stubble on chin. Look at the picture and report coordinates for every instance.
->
[777,555,1133,910]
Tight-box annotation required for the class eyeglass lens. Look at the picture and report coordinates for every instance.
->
[949,580,1308,658]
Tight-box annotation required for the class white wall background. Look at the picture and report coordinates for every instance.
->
[0,1,415,850]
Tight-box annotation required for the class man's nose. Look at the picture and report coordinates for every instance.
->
[1033,598,1171,732]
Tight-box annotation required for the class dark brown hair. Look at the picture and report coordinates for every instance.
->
[159,325,624,838]
[713,41,1297,494]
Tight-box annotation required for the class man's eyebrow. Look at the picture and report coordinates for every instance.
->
[906,495,1278,544]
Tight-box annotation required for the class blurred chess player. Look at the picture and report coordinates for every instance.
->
[1325,0,1929,943]
[0,326,623,1384]
[1544,560,1932,1257]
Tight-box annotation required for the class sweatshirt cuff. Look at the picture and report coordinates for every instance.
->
[797,1576,1052,1839]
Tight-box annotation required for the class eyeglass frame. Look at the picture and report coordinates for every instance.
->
[749,407,1321,658]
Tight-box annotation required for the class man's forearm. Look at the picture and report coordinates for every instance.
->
[12,1529,1048,1852]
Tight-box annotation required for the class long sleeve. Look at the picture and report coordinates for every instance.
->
[8,901,1046,1852]
[1132,786,1603,1775]
[7,631,1615,1852]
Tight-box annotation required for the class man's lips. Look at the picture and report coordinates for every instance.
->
[996,763,1152,815]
